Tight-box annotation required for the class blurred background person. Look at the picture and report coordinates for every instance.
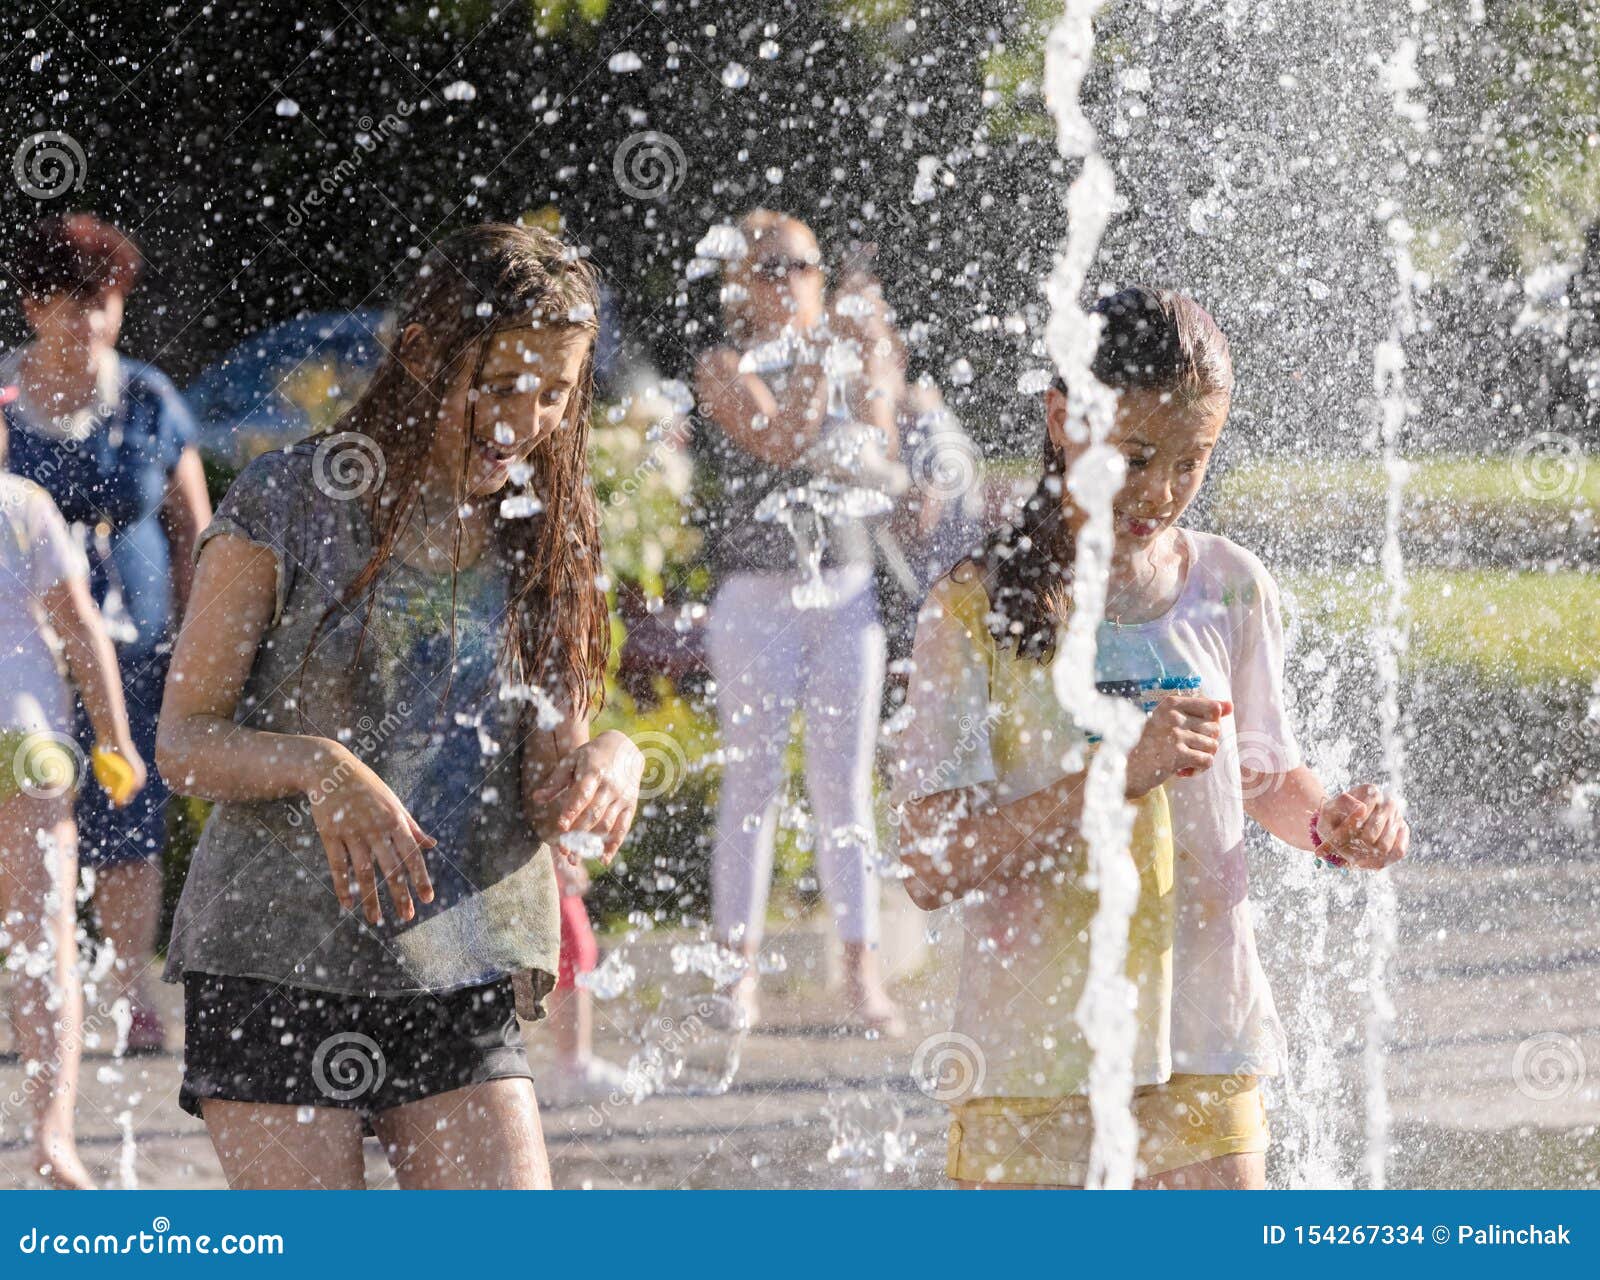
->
[691,210,905,1035]
[2,214,211,1053]
[1,386,147,1188]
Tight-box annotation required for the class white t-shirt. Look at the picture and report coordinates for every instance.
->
[1131,528,1299,1077]
[0,472,90,735]
[892,527,1299,1091]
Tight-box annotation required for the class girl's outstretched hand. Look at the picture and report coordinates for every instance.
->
[529,730,643,863]
[1317,783,1409,870]
[309,744,437,926]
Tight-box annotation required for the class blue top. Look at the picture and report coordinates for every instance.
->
[2,355,198,658]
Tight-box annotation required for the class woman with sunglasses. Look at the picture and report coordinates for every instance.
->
[692,210,906,1034]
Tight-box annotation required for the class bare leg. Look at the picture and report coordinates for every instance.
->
[953,1152,1267,1190]
[202,1099,366,1189]
[1136,1151,1266,1189]
[719,936,761,1028]
[91,858,162,1015]
[0,793,93,1190]
[546,985,589,1063]
[840,941,904,1036]
[372,1078,550,1189]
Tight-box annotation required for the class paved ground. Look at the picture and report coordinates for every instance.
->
[3,799,1596,1190]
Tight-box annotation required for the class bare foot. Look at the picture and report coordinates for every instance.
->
[716,973,761,1031]
[842,942,906,1038]
[34,1135,97,1190]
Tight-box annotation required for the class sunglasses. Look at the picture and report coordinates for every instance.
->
[749,256,821,280]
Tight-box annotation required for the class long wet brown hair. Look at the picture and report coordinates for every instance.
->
[302,222,608,717]
[982,285,1233,662]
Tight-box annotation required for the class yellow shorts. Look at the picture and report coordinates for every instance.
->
[947,1073,1269,1187]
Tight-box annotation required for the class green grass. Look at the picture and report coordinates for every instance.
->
[1212,455,1598,522]
[1282,568,1600,686]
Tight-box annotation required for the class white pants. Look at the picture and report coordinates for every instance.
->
[708,566,885,947]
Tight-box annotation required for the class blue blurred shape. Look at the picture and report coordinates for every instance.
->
[185,309,389,467]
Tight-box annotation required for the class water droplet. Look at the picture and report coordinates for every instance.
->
[608,51,642,73]
[275,99,300,118]
[442,80,477,102]
[721,62,750,89]
[499,493,543,519]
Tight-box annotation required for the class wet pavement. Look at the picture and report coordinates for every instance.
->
[2,803,1596,1189]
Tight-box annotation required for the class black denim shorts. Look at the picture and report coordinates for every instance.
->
[179,972,533,1124]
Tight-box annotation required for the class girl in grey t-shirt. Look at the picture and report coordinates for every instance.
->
[158,224,643,1190]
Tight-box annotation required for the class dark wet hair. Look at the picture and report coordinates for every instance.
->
[982,286,1233,662]
[14,213,143,300]
[300,222,609,718]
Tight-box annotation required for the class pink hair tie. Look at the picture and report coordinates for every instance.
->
[1310,810,1348,870]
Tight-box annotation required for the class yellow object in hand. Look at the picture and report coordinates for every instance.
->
[92,747,137,807]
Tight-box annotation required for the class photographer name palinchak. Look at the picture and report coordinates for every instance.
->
[1458,1224,1570,1245]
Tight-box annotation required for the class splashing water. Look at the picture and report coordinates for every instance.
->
[1363,32,1424,1191]
[752,335,895,609]
[1042,0,1146,1192]
[823,1087,911,1182]
[625,993,744,1099]
[116,1110,139,1189]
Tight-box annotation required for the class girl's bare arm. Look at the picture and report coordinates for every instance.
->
[44,574,137,759]
[155,534,348,801]
[1241,763,1325,850]
[900,772,1091,910]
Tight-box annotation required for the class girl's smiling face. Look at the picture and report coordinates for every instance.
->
[1047,384,1229,544]
[411,322,593,498]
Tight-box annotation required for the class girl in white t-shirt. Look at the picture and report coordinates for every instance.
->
[1,390,146,1188]
[892,287,1408,1190]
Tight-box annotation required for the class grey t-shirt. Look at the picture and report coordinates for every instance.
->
[163,441,560,1003]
